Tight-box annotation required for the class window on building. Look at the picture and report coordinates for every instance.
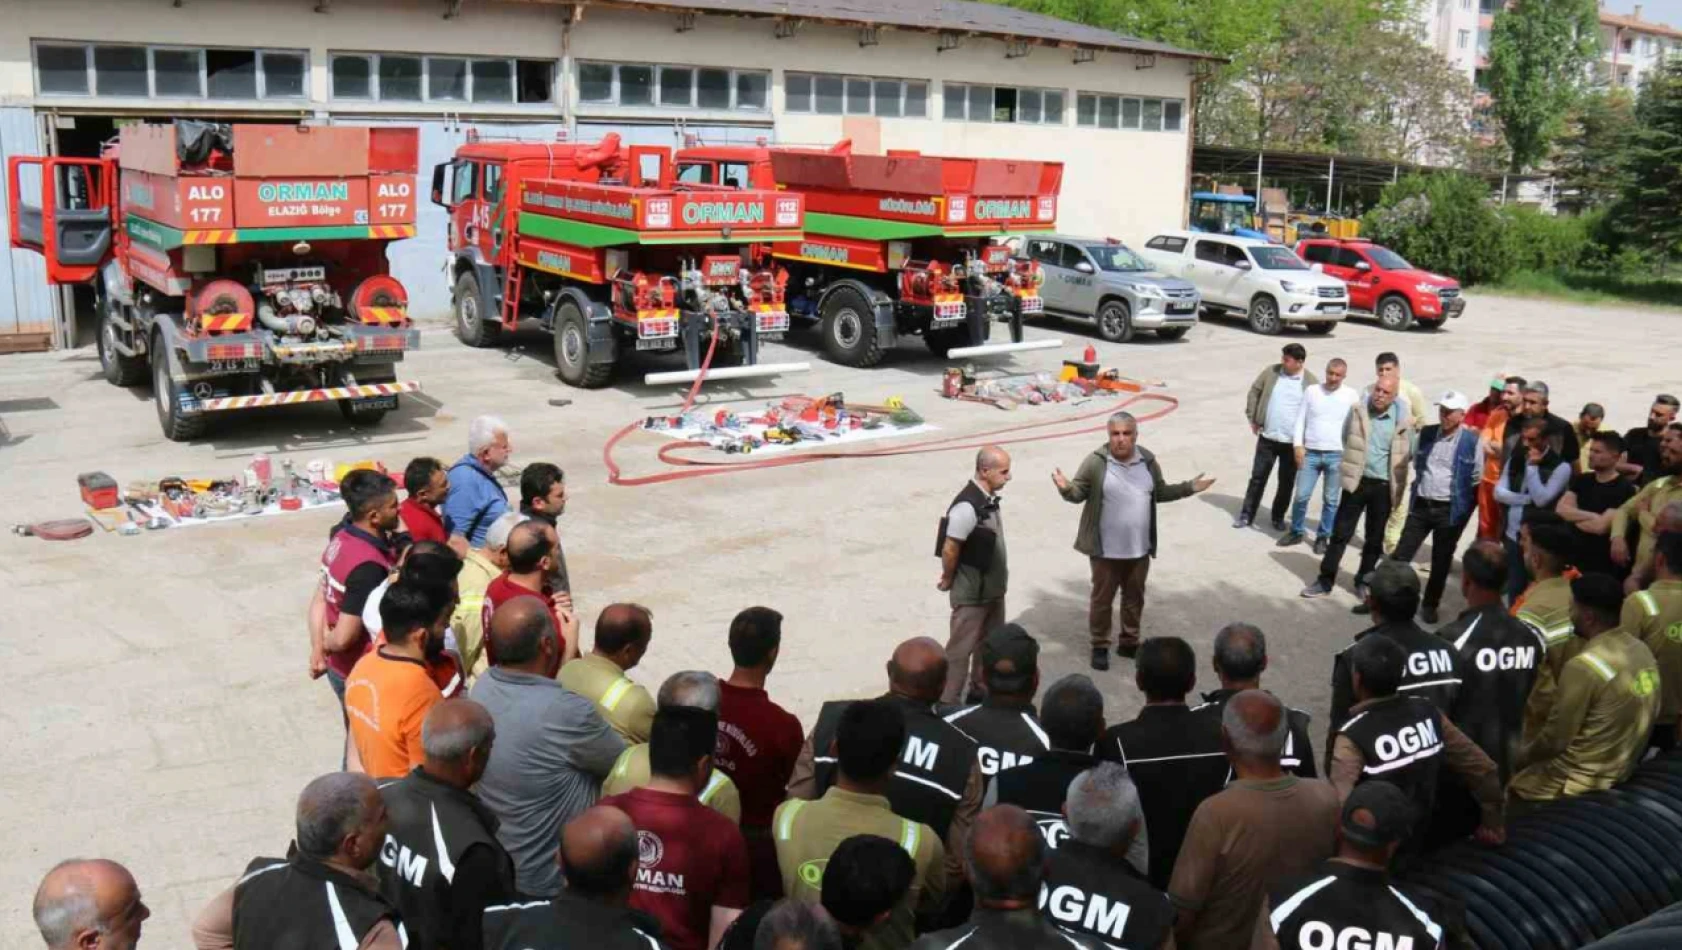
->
[428,57,467,101]
[470,59,514,103]
[1622,36,1635,53]
[580,61,769,111]
[1163,99,1183,132]
[785,72,927,118]
[153,48,203,97]
[262,51,306,98]
[326,52,549,103]
[1075,92,1184,132]
[946,83,1064,124]
[1121,97,1142,129]
[1641,36,1653,55]
[380,56,424,101]
[206,49,257,99]
[93,46,149,97]
[1458,29,1471,49]
[37,44,90,95]
[36,41,316,101]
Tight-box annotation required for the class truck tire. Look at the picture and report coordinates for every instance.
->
[454,271,501,347]
[151,329,206,442]
[820,286,883,368]
[1095,299,1135,343]
[99,300,146,387]
[924,327,965,357]
[553,300,612,388]
[1247,294,1283,335]
[1377,294,1415,331]
[1155,326,1190,341]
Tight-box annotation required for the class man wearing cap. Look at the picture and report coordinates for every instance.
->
[1325,562,1462,768]
[1388,391,1481,624]
[943,625,1052,781]
[1511,573,1660,804]
[1300,377,1415,601]
[1327,634,1504,852]
[1463,374,1506,431]
[1625,533,1682,751]
[1475,376,1525,541]
[1253,782,1448,950]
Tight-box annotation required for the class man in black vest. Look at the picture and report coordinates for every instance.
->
[1325,562,1462,771]
[375,698,514,950]
[1041,763,1175,949]
[482,805,668,950]
[943,624,1050,780]
[1097,637,1227,889]
[937,445,1012,704]
[1439,540,1544,784]
[988,675,1103,843]
[1327,634,1505,853]
[1254,781,1448,950]
[191,772,402,949]
[1195,622,1317,777]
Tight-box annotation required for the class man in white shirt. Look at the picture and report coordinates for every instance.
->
[1281,358,1362,554]
[1238,344,1317,531]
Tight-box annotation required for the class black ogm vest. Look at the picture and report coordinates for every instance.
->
[936,482,1000,571]
[376,771,515,950]
[232,855,396,950]
[810,696,977,841]
[1338,696,1445,841]
[1040,840,1176,950]
[482,892,665,950]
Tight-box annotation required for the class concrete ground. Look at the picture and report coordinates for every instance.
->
[0,292,1672,945]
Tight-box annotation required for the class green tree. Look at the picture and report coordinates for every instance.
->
[1615,58,1682,270]
[1361,173,1516,284]
[1553,87,1636,213]
[1485,0,1600,173]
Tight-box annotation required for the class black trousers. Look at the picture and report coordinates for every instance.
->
[1318,476,1393,587]
[1241,436,1298,523]
[1391,497,1472,608]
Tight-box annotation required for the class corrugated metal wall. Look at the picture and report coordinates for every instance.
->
[0,108,53,336]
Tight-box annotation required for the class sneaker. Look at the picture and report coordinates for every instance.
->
[1277,532,1305,548]
[1301,580,1333,598]
[1117,643,1140,660]
[1233,514,1254,529]
[1090,648,1110,671]
[1312,537,1330,556]
[1420,603,1440,625]
[1351,583,1371,614]
[1272,517,1287,531]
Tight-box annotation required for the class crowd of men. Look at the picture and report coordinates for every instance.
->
[31,349,1682,950]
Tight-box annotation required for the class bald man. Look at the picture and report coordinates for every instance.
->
[34,859,149,950]
[482,519,578,667]
[559,603,658,743]
[375,699,515,950]
[194,773,400,950]
[938,445,1013,703]
[910,805,1106,949]
[790,637,983,892]
[470,599,625,897]
[483,806,664,949]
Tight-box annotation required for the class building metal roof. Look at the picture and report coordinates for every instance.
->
[573,0,1222,62]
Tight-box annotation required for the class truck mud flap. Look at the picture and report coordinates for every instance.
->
[870,295,897,351]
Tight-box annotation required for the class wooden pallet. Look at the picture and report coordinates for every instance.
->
[0,331,52,355]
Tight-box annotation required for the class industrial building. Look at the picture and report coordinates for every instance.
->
[0,0,1214,347]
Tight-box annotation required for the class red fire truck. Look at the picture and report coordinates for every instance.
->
[674,141,1060,367]
[5,122,422,441]
[435,132,805,387]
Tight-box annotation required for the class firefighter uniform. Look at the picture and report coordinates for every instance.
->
[942,701,1051,779]
[1515,576,1579,742]
[229,856,399,950]
[1612,475,1682,583]
[558,653,657,744]
[1622,580,1682,737]
[772,787,947,950]
[1040,839,1175,950]
[1256,861,1446,950]
[1511,629,1661,802]
[1196,688,1317,778]
[375,768,516,950]
[601,743,741,822]
[482,891,667,950]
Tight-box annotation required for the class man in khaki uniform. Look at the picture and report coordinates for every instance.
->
[774,700,946,950]
[1510,574,1660,804]
[600,670,742,822]
[1622,532,1682,750]
[1611,423,1682,590]
[559,604,657,743]
[453,512,520,682]
[1516,525,1579,739]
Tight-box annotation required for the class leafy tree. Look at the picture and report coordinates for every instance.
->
[1485,0,1601,172]
[1614,58,1682,270]
[1552,87,1636,213]
[1361,173,1515,283]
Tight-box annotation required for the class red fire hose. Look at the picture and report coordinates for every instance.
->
[602,323,1179,487]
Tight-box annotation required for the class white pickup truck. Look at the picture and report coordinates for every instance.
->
[1138,230,1349,335]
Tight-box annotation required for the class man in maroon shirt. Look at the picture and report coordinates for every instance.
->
[399,457,453,548]
[482,520,578,668]
[601,705,751,950]
[716,606,804,901]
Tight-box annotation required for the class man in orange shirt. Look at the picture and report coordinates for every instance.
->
[1477,376,1525,541]
[346,580,453,778]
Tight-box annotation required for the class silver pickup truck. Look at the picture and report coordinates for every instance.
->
[1006,233,1202,343]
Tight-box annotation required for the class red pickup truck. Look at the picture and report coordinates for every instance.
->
[1295,237,1464,331]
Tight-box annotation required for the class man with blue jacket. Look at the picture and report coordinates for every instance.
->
[1388,391,1480,624]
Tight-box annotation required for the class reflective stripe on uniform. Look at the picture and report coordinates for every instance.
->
[701,770,727,805]
[1270,874,1338,931]
[325,882,358,950]
[899,819,919,857]
[601,677,634,711]
[612,748,634,779]
[1581,653,1617,682]
[1638,591,1661,618]
[1389,885,1445,942]
[777,800,806,841]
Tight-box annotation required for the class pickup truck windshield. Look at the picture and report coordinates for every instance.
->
[1368,247,1413,270]
[1086,245,1151,272]
[1250,246,1308,271]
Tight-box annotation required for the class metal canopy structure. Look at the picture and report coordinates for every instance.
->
[1191,144,1546,217]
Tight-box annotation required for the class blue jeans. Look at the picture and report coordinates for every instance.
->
[1291,450,1344,538]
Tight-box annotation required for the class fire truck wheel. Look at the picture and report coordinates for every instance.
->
[552,301,612,388]
[99,300,146,387]
[454,271,501,348]
[1095,299,1135,343]
[820,286,883,368]
[151,331,205,443]
[923,328,963,358]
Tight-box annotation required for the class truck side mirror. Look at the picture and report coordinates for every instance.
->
[431,163,448,209]
[1355,260,1371,272]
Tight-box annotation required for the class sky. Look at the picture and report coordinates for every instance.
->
[1607,0,1682,28]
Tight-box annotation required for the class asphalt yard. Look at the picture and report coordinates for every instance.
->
[0,292,1673,945]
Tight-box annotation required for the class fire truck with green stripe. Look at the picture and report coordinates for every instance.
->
[435,131,805,387]
[5,121,422,441]
[674,140,1061,366]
